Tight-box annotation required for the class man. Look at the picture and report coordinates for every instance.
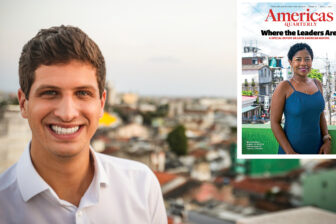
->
[0,25,167,224]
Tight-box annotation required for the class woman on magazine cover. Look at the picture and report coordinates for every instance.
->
[271,43,331,154]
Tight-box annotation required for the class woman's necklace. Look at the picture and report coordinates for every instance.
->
[292,77,311,94]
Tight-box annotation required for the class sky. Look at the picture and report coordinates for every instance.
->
[0,0,236,98]
[239,1,336,74]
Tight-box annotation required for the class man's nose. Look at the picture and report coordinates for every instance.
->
[54,95,79,121]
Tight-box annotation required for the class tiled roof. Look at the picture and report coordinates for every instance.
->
[167,217,174,224]
[154,171,178,186]
[101,146,119,154]
[314,159,336,170]
[154,171,188,195]
[194,182,219,202]
[189,148,208,158]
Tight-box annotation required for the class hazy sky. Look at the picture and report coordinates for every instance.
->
[0,0,236,98]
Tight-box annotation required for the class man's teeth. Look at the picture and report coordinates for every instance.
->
[51,125,79,135]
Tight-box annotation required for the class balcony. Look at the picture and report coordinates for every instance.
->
[242,124,336,154]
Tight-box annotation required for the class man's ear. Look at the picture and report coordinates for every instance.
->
[18,89,28,118]
[100,90,106,118]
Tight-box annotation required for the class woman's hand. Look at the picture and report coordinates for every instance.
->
[319,141,331,154]
[287,150,299,154]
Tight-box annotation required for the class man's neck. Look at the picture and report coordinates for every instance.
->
[30,144,95,207]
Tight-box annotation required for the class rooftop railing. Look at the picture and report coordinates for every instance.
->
[242,124,336,154]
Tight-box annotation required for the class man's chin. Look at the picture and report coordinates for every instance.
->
[47,143,89,159]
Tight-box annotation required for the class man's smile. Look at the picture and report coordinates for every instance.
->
[47,123,84,140]
[50,125,81,135]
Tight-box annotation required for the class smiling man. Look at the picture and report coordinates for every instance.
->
[0,25,167,224]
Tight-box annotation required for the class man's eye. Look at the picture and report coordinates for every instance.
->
[42,90,57,95]
[77,91,91,96]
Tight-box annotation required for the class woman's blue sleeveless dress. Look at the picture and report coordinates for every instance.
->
[278,80,325,154]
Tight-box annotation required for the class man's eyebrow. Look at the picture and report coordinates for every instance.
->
[35,85,61,92]
[35,85,98,91]
[74,85,97,90]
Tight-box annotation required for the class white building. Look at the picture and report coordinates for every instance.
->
[242,64,273,104]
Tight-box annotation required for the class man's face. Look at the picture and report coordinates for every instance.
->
[18,60,106,158]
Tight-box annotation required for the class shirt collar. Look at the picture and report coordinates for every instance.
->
[90,146,109,186]
[17,142,49,202]
[17,142,109,203]
[78,147,109,208]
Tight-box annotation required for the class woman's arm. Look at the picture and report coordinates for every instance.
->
[319,112,331,154]
[270,81,297,154]
[315,79,331,154]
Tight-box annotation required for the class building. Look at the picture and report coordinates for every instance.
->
[0,105,31,173]
[105,81,119,107]
[122,92,138,108]
[237,206,336,224]
[168,101,184,118]
[303,169,336,212]
[242,64,272,105]
[242,96,260,122]
[268,56,284,92]
[116,123,149,140]
[242,44,284,112]
[230,144,300,176]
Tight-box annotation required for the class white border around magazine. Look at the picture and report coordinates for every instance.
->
[237,0,336,159]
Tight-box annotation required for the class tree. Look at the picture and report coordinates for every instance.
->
[167,125,188,156]
[140,104,169,126]
[242,90,253,96]
[244,79,249,87]
[251,78,255,87]
[308,69,323,82]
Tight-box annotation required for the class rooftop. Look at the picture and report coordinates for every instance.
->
[154,171,178,186]
[237,206,336,224]
[242,64,267,71]
[232,177,290,195]
[242,124,336,154]
[242,96,257,102]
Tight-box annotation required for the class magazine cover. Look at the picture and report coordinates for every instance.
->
[238,1,336,158]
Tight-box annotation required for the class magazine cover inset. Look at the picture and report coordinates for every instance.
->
[238,1,336,158]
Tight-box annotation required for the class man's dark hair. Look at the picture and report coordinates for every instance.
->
[19,25,106,99]
[287,43,314,61]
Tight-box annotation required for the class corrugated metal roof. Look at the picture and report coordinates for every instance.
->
[242,64,267,70]
[242,106,259,113]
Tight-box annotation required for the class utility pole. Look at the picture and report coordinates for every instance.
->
[325,55,332,125]
[312,56,333,124]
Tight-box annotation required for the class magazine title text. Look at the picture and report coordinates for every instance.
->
[265,8,333,27]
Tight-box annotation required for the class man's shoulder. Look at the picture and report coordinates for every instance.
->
[0,163,18,192]
[94,152,158,190]
[95,152,152,174]
[94,152,167,223]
